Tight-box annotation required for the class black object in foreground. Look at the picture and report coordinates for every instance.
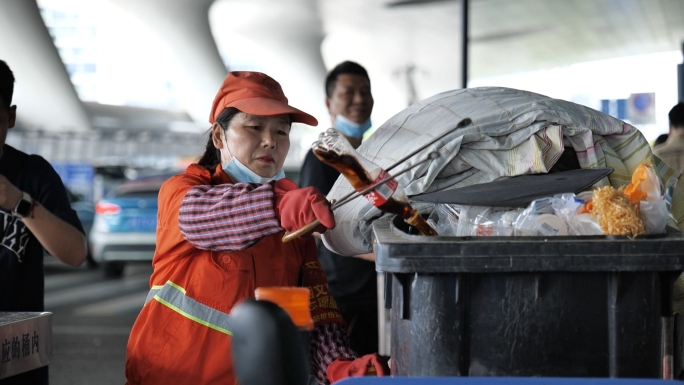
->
[231,299,310,385]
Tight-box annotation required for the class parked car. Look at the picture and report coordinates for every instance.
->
[89,176,168,278]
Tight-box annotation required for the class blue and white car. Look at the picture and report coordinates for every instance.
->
[89,176,168,278]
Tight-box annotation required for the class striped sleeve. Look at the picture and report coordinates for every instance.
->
[310,322,356,385]
[178,181,283,251]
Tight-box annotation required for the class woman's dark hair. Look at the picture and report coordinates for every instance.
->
[197,107,240,173]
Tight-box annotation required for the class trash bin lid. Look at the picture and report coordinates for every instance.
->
[372,216,684,273]
[411,167,613,207]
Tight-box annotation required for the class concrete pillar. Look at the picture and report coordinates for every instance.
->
[110,0,228,126]
[0,0,91,132]
[211,0,328,121]
[210,0,329,166]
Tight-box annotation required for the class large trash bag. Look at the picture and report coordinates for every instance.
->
[321,87,684,309]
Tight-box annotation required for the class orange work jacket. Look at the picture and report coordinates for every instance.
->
[125,164,343,385]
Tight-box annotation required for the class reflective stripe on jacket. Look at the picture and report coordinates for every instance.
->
[146,281,233,335]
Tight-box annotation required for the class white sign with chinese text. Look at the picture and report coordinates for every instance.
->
[0,312,52,380]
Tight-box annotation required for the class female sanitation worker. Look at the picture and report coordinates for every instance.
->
[124,71,388,385]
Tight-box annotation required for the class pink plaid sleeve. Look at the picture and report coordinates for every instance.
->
[178,181,283,251]
[309,322,356,385]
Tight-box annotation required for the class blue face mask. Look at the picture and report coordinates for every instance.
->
[220,130,285,184]
[222,157,285,184]
[334,114,372,139]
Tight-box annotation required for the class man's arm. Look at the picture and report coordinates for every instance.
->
[21,204,87,266]
[354,252,375,261]
[0,174,86,267]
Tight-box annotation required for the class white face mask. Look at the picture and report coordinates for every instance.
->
[219,129,285,184]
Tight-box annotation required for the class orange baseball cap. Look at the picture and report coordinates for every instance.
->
[209,71,318,126]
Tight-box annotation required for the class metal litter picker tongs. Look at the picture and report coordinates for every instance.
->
[282,117,472,242]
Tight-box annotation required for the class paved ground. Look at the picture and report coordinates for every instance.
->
[44,259,151,385]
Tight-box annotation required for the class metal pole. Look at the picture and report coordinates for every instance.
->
[461,0,469,89]
[660,272,677,379]
[663,316,674,379]
[678,42,683,102]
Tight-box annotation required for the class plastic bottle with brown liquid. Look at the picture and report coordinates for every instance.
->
[312,128,438,236]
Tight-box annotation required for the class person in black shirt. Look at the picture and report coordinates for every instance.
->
[299,61,378,355]
[0,60,87,385]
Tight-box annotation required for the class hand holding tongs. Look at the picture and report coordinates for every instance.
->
[281,117,472,243]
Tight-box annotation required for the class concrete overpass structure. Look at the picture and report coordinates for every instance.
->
[0,0,683,168]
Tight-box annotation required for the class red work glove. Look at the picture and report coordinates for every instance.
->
[274,179,335,236]
[326,354,390,383]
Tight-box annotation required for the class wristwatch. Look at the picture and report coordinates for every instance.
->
[12,191,33,218]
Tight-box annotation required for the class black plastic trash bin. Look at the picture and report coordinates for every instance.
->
[372,216,684,378]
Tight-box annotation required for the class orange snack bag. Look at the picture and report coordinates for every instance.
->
[578,200,593,215]
[623,164,650,204]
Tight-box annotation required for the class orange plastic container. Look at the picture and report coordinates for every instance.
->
[254,287,313,331]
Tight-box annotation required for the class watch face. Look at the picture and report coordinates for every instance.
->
[15,197,33,217]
